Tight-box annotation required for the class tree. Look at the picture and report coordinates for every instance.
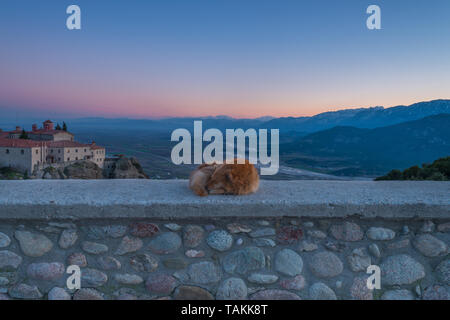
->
[19,129,29,139]
[62,122,68,131]
[55,123,62,130]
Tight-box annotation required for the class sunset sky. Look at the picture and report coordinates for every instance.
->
[1,0,450,119]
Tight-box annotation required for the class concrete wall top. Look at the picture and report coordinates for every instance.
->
[0,180,449,220]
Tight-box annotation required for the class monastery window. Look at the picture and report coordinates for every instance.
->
[6,149,9,154]
[84,149,87,152]
[75,149,78,153]
[58,150,61,153]
[21,150,24,155]
[36,150,38,154]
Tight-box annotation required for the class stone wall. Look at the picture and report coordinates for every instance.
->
[0,180,448,300]
[0,217,448,300]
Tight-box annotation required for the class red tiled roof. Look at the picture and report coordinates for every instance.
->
[0,138,103,149]
[3,129,73,136]
[0,138,46,148]
[30,129,74,136]
[47,141,90,148]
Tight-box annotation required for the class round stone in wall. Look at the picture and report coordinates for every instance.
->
[148,232,182,254]
[223,247,265,275]
[187,261,222,284]
[380,254,425,285]
[366,227,396,241]
[130,253,159,272]
[309,282,337,300]
[350,276,373,300]
[73,288,104,300]
[14,230,53,257]
[216,277,248,300]
[115,236,143,255]
[247,273,279,285]
[0,232,11,248]
[27,262,65,281]
[58,229,78,249]
[67,252,87,267]
[0,250,22,269]
[81,268,108,287]
[329,222,363,242]
[114,273,144,285]
[413,234,448,257]
[183,225,204,248]
[347,248,371,272]
[9,284,43,299]
[274,249,303,276]
[81,241,108,255]
[250,289,301,300]
[206,230,233,252]
[173,285,214,300]
[368,243,381,258]
[280,275,306,290]
[276,226,303,244]
[145,273,177,295]
[422,285,450,300]
[102,225,128,238]
[129,222,159,238]
[381,289,414,300]
[435,259,450,285]
[309,251,343,278]
[97,256,121,270]
[185,249,205,258]
[48,287,71,300]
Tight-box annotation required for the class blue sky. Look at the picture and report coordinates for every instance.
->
[1,0,450,118]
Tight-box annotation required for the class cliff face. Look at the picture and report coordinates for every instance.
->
[26,156,149,180]
[106,156,149,179]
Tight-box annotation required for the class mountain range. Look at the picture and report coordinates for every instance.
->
[281,114,450,176]
[1,99,449,178]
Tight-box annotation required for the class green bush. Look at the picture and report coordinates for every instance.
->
[375,156,450,181]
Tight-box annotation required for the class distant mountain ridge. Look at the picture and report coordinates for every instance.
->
[2,99,449,135]
[262,99,450,133]
[281,114,450,176]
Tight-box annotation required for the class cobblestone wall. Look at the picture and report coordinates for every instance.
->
[0,217,449,300]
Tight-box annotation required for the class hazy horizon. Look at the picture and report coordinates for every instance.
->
[2,98,449,124]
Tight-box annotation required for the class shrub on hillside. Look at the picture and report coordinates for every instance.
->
[375,156,450,181]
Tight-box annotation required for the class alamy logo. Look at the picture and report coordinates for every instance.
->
[171,121,279,175]
[66,265,81,290]
[366,5,381,30]
[366,265,381,290]
[66,5,81,30]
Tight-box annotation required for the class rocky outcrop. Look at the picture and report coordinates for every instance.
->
[28,157,148,180]
[107,156,148,179]
[63,161,104,179]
